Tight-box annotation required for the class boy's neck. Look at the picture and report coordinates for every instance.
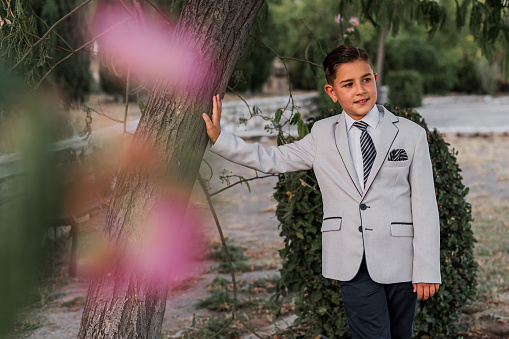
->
[344,104,377,121]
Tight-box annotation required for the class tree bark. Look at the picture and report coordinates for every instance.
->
[376,24,388,103]
[77,1,265,338]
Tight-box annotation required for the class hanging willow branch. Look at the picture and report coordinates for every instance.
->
[9,0,94,72]
[31,16,133,92]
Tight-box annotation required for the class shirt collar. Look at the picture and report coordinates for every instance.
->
[345,105,381,131]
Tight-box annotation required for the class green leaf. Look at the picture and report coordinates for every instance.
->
[274,108,283,124]
[237,176,251,193]
[290,112,302,125]
[296,232,304,239]
[310,290,322,303]
[297,119,310,138]
[317,306,327,315]
[277,130,285,146]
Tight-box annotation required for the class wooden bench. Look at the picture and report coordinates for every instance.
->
[51,147,111,277]
[0,146,111,277]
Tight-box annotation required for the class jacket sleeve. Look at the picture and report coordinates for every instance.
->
[208,127,317,174]
[409,128,442,284]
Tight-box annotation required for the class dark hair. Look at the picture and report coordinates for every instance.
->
[323,45,373,85]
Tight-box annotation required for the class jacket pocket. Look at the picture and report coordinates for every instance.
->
[321,217,342,232]
[385,159,411,167]
[391,223,414,236]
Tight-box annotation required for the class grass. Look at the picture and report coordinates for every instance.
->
[206,238,248,262]
[470,197,509,302]
[198,277,274,312]
[207,237,279,273]
[61,296,85,308]
[450,135,509,337]
[13,321,42,332]
[246,276,280,294]
[179,315,240,339]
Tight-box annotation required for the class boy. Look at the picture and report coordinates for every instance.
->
[202,45,441,339]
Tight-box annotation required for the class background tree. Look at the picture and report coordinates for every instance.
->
[337,0,509,98]
[337,0,447,99]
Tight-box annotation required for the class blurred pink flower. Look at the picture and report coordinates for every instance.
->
[349,17,359,26]
[93,4,212,92]
[135,193,207,286]
[347,27,355,33]
[335,14,341,23]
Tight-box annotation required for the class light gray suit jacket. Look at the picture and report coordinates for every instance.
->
[209,105,441,284]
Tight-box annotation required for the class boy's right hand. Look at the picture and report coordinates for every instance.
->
[202,94,222,144]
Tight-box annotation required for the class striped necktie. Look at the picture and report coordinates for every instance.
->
[352,121,376,186]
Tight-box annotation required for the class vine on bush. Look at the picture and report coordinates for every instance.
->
[273,106,477,338]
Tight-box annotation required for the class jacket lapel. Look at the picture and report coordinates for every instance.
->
[334,113,363,196]
[363,105,399,195]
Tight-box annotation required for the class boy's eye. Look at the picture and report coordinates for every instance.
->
[363,78,371,82]
[344,83,353,87]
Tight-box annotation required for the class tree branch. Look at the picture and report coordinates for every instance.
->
[9,0,94,72]
[237,313,265,339]
[227,85,255,116]
[197,175,238,338]
[119,0,132,14]
[124,67,131,136]
[87,102,125,124]
[201,159,214,182]
[25,32,72,53]
[210,174,277,197]
[250,34,295,111]
[280,56,323,69]
[30,16,133,93]
[143,0,174,25]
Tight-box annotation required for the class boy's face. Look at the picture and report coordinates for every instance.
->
[324,60,377,121]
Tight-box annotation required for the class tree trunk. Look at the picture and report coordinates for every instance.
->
[376,24,388,103]
[77,1,265,338]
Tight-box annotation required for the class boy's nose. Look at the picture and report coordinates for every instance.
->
[355,83,367,94]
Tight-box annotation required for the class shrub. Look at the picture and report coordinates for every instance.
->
[387,70,423,108]
[273,106,477,338]
[452,56,484,94]
[384,38,457,94]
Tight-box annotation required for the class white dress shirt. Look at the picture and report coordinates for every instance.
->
[344,105,383,193]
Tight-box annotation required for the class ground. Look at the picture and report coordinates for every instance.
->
[5,99,509,338]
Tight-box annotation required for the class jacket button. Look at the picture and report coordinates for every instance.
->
[360,203,367,210]
[358,226,363,232]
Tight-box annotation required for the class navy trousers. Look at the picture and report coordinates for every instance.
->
[338,257,418,339]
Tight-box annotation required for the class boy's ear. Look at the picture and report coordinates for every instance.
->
[324,84,338,103]
[374,73,378,82]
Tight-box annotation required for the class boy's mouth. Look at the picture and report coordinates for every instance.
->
[355,98,369,105]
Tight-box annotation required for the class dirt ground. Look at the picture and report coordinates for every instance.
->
[7,132,509,338]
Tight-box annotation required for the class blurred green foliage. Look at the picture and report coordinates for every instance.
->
[382,16,496,95]
[228,2,275,92]
[387,70,423,107]
[0,60,80,336]
[0,66,60,335]
[3,0,506,99]
[244,0,507,96]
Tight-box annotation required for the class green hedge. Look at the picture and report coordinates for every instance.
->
[273,106,477,338]
[387,70,423,108]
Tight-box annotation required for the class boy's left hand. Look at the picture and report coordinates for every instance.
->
[413,283,440,300]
